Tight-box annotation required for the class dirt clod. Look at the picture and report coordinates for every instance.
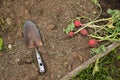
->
[24,56,34,64]
[46,23,56,30]
[68,64,72,72]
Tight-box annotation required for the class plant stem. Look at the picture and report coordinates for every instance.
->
[93,5,102,21]
[74,18,112,34]
[89,35,120,42]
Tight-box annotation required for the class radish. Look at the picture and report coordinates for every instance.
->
[68,31,74,37]
[74,20,82,28]
[80,29,88,36]
[89,39,98,47]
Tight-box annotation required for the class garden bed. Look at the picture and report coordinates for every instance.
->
[0,0,120,80]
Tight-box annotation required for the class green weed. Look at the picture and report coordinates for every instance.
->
[90,45,106,54]
[0,38,3,51]
[72,48,120,80]
[0,18,5,31]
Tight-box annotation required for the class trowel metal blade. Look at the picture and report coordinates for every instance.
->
[23,20,42,48]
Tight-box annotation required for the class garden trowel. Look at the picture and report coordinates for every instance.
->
[23,20,45,73]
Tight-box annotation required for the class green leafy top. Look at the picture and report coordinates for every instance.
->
[63,22,74,34]
[63,17,81,34]
[107,9,120,30]
[0,38,3,51]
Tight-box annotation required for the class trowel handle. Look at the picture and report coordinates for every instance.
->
[35,48,45,73]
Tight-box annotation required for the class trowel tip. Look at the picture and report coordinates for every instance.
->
[23,20,43,48]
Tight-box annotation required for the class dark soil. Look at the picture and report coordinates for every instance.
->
[0,0,119,80]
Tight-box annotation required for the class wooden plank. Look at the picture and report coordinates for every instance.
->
[61,42,120,80]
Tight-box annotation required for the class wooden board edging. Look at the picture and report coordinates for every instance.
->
[61,42,120,80]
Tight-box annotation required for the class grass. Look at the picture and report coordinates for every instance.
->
[72,47,120,80]
[0,18,4,51]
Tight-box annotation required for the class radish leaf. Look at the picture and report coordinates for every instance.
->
[63,22,75,34]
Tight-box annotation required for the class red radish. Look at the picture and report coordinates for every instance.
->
[88,39,98,47]
[80,29,88,36]
[68,31,74,37]
[74,20,82,28]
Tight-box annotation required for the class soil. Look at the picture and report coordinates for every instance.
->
[0,0,120,80]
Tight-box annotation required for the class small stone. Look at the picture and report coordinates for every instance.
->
[68,64,72,71]
[52,45,55,49]
[93,11,97,14]
[57,75,60,78]
[8,44,12,49]
[64,62,68,66]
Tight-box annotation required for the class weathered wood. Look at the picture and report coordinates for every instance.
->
[61,42,120,80]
